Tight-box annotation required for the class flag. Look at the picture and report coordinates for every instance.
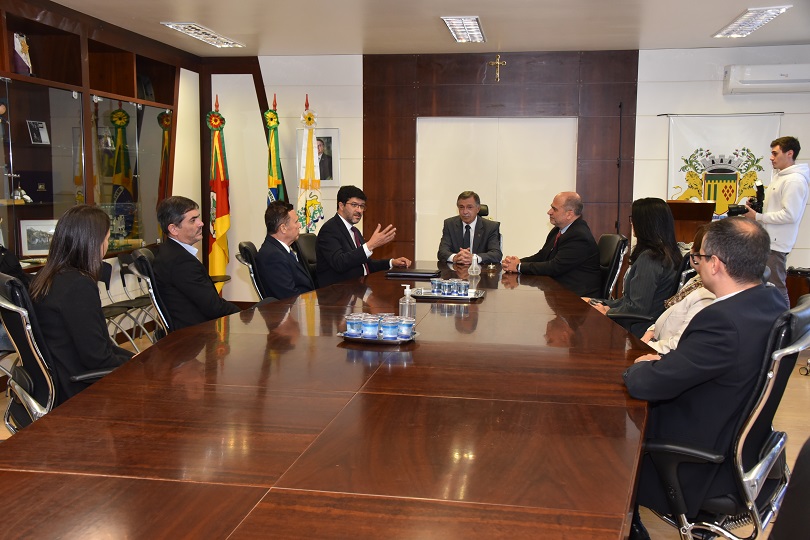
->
[264,94,286,203]
[111,105,136,237]
[12,33,32,76]
[296,95,324,233]
[72,127,84,204]
[157,111,172,207]
[207,96,231,293]
[667,114,781,217]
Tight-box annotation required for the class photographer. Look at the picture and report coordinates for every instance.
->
[742,136,809,304]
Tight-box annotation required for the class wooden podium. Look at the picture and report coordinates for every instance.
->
[666,200,715,243]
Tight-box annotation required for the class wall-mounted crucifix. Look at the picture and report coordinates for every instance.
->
[488,54,507,82]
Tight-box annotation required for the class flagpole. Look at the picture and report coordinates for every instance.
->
[615,101,623,235]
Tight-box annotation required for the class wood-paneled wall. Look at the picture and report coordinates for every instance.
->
[363,51,638,260]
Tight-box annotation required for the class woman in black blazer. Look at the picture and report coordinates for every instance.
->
[30,205,133,404]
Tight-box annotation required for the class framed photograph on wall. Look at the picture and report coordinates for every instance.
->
[20,219,57,256]
[296,128,340,185]
[26,120,50,145]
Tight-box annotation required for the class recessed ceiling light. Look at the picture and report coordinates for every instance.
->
[161,22,244,48]
[441,16,486,43]
[713,5,792,38]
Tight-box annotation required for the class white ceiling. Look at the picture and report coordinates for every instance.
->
[54,0,809,57]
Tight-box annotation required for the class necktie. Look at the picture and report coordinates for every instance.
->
[289,249,298,262]
[351,226,370,275]
[462,224,471,249]
[552,231,561,250]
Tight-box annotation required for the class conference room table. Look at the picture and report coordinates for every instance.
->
[0,262,651,539]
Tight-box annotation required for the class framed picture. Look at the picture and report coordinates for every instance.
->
[296,128,340,185]
[20,219,57,256]
[26,120,50,145]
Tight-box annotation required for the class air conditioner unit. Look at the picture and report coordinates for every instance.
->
[723,64,810,94]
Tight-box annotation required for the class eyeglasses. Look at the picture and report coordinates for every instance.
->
[690,253,724,264]
[346,202,366,210]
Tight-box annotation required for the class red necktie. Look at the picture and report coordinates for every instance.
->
[351,226,370,275]
[553,231,561,249]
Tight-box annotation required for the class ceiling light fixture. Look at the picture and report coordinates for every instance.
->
[713,5,792,38]
[441,17,486,43]
[161,22,244,48]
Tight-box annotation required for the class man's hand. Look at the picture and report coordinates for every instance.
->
[501,273,519,289]
[641,330,654,343]
[502,255,520,273]
[392,257,411,268]
[453,248,473,266]
[634,353,661,363]
[366,224,397,250]
[742,201,758,220]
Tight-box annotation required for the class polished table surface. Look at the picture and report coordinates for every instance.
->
[0,263,650,539]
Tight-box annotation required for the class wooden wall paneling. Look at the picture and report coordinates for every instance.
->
[576,160,635,203]
[363,55,417,85]
[577,116,636,161]
[362,116,416,159]
[580,51,639,83]
[415,52,581,85]
[363,159,415,200]
[587,202,633,240]
[363,84,418,118]
[417,84,579,117]
[578,83,638,117]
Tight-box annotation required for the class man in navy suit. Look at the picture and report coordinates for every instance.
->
[153,196,239,331]
[316,185,411,287]
[501,191,600,297]
[256,200,315,299]
[623,217,788,539]
[437,190,502,265]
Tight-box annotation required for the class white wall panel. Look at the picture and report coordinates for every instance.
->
[415,117,577,262]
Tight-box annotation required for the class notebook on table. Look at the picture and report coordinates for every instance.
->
[386,268,441,280]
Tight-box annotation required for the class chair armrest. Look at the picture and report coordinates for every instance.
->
[644,439,725,517]
[606,312,655,323]
[69,368,115,383]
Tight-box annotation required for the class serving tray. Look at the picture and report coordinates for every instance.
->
[410,288,486,302]
[338,331,418,345]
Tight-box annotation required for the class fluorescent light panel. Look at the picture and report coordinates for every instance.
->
[713,5,792,38]
[441,16,486,43]
[161,22,244,48]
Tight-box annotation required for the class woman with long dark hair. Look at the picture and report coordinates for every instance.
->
[585,197,681,337]
[30,205,133,404]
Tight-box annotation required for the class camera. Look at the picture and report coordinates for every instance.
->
[727,204,749,216]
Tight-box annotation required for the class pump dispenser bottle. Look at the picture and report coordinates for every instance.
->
[399,284,416,318]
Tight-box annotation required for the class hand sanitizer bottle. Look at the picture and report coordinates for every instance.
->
[399,284,416,318]
[468,256,481,276]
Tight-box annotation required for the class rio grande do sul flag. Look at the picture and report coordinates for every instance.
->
[207,96,231,293]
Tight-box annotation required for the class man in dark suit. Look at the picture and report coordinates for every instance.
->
[317,138,332,180]
[622,217,788,540]
[316,185,411,287]
[154,196,239,331]
[437,190,502,265]
[256,200,314,299]
[502,191,600,297]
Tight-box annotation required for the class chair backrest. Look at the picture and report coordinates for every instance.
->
[117,252,148,300]
[130,248,172,336]
[677,253,696,291]
[597,233,627,299]
[98,260,116,302]
[236,241,266,300]
[296,233,318,282]
[479,204,489,217]
[0,272,56,431]
[727,295,810,532]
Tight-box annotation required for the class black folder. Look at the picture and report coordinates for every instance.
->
[386,268,440,280]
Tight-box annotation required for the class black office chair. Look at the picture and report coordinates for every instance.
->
[130,248,172,339]
[0,273,111,433]
[98,261,150,351]
[236,241,267,300]
[296,233,318,286]
[644,295,810,540]
[117,252,159,334]
[769,436,810,539]
[597,233,628,299]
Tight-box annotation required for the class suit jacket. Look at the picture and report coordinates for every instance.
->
[319,154,332,180]
[33,269,132,404]
[256,235,315,300]
[153,238,240,331]
[316,214,390,287]
[437,216,502,264]
[623,284,788,516]
[518,217,600,297]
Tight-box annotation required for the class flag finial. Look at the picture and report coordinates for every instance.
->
[273,93,277,109]
[215,95,219,112]
[305,94,309,109]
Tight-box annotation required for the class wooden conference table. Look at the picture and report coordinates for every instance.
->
[0,263,650,539]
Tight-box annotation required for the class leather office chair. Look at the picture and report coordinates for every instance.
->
[597,233,628,299]
[117,252,159,332]
[0,273,111,433]
[769,435,810,539]
[236,241,267,300]
[98,261,150,351]
[296,233,318,286]
[644,295,810,540]
[130,248,172,339]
